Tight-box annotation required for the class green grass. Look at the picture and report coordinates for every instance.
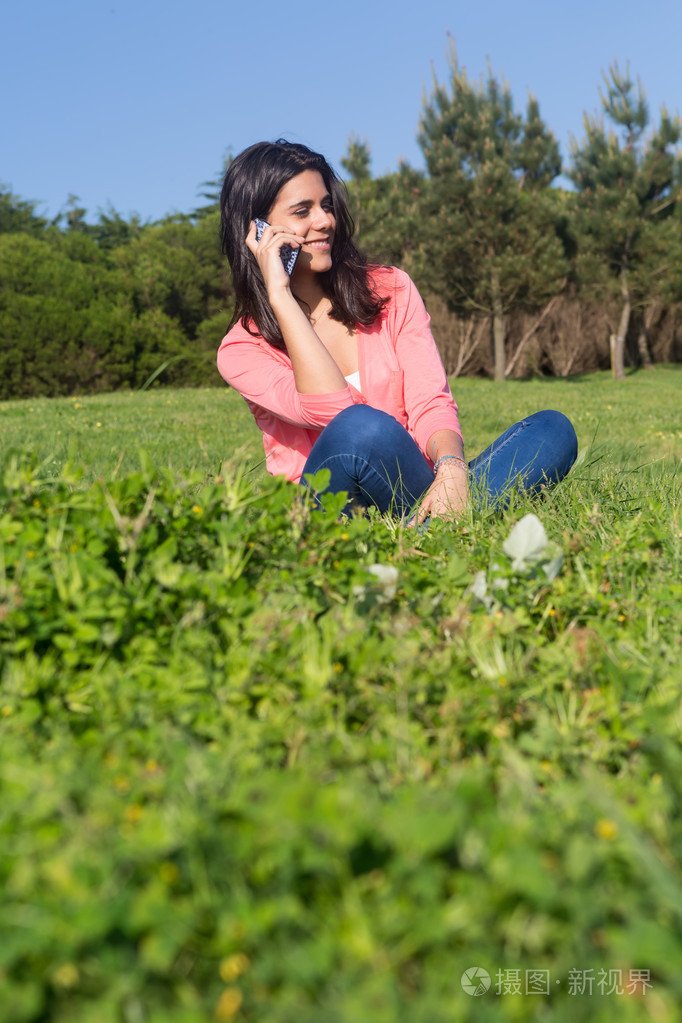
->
[1,368,682,1023]
[2,366,680,482]
[0,386,260,483]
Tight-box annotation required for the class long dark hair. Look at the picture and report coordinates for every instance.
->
[220,140,386,348]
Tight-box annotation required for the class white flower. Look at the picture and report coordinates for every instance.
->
[468,570,496,609]
[470,570,489,602]
[503,513,549,572]
[368,563,399,600]
[542,552,564,582]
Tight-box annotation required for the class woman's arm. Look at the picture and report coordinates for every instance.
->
[390,271,463,456]
[217,330,354,429]
[386,271,467,521]
[245,221,347,394]
[414,428,469,524]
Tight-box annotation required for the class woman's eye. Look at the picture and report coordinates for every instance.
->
[294,209,308,217]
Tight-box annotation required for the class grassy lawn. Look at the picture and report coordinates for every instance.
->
[2,366,680,482]
[1,367,681,1022]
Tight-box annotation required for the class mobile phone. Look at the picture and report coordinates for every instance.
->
[253,218,299,276]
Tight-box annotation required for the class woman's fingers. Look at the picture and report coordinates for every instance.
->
[245,220,259,254]
[248,221,302,251]
[413,475,468,525]
[246,221,302,287]
[414,494,432,526]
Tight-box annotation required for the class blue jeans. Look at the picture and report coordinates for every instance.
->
[301,405,578,516]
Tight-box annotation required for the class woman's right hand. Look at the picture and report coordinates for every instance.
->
[245,221,302,297]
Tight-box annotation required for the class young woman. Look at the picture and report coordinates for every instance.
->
[217,140,577,522]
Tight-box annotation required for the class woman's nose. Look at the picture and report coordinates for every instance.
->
[312,207,332,229]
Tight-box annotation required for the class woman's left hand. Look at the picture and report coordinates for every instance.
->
[413,462,469,525]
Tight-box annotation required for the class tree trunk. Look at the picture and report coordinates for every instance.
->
[612,268,630,381]
[636,307,655,369]
[491,269,505,381]
[505,291,563,378]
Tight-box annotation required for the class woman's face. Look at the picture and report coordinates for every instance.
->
[266,169,335,274]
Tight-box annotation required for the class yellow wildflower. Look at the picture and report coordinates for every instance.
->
[52,963,79,988]
[215,987,243,1019]
[220,953,250,982]
[594,819,618,841]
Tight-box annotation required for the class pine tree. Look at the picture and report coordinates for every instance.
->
[341,135,372,183]
[416,48,566,380]
[568,62,681,379]
[0,187,48,236]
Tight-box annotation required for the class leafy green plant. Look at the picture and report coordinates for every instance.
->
[1,375,681,1021]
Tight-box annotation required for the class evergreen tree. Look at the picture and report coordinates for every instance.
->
[63,194,89,232]
[90,205,144,250]
[655,197,682,306]
[568,62,681,378]
[341,135,372,182]
[416,49,567,380]
[339,137,421,266]
[350,162,428,269]
[0,187,48,236]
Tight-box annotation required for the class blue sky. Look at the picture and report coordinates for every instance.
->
[2,0,680,223]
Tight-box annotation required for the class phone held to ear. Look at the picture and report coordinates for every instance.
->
[253,218,300,276]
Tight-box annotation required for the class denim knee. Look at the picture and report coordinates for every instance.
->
[324,405,403,456]
[534,409,578,465]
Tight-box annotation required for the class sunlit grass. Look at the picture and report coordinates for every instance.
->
[1,366,680,484]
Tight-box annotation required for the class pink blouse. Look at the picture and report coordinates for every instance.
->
[217,266,462,483]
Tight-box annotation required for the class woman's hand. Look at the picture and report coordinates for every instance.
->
[245,220,302,296]
[414,461,469,525]
[410,429,469,526]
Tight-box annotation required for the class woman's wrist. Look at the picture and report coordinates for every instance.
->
[433,454,468,475]
[267,284,295,310]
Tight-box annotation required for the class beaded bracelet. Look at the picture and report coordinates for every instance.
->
[433,455,468,475]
